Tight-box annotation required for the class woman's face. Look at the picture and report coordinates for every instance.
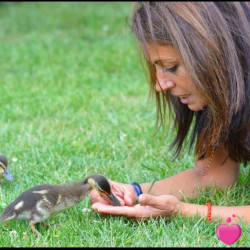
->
[147,43,206,111]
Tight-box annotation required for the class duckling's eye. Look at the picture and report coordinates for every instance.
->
[164,65,178,73]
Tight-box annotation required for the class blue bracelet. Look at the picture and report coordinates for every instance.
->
[131,182,143,197]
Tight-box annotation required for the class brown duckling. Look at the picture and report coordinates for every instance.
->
[0,154,13,184]
[0,173,120,236]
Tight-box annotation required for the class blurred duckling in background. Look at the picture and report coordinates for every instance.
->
[0,154,14,184]
[0,174,120,236]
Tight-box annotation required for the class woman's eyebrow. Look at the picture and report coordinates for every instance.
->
[154,58,176,64]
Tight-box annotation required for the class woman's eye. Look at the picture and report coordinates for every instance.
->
[164,65,178,73]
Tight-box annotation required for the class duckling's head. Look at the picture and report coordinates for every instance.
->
[86,174,120,206]
[0,155,13,181]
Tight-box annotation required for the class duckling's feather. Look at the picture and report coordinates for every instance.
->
[0,181,90,223]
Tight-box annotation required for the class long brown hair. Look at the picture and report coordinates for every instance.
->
[130,2,250,165]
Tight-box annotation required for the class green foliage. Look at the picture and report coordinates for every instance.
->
[0,2,249,247]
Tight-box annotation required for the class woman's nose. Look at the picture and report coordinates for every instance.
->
[155,79,175,92]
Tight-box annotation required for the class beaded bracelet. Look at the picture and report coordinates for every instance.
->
[206,202,212,222]
[131,182,143,197]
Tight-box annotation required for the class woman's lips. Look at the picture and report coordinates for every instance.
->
[180,95,191,104]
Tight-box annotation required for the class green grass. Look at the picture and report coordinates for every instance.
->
[0,2,249,247]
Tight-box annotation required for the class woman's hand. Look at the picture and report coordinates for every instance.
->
[91,193,180,219]
[89,180,138,207]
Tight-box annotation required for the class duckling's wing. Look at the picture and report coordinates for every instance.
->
[33,186,78,217]
[0,184,56,222]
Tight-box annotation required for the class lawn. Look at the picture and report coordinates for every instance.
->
[0,2,249,247]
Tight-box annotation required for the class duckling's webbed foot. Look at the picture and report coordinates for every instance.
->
[30,221,42,237]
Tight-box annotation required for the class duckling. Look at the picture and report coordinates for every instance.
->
[0,154,13,184]
[0,173,120,236]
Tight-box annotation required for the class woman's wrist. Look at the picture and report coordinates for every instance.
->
[140,182,155,194]
[130,183,143,204]
[177,201,185,215]
[131,183,143,196]
[176,201,211,220]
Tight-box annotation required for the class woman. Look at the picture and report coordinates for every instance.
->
[90,2,250,224]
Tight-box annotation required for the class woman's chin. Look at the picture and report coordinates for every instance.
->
[187,103,206,112]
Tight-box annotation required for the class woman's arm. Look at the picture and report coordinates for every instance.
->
[90,145,247,222]
[92,193,250,224]
[90,146,240,211]
[140,145,240,200]
[178,202,250,224]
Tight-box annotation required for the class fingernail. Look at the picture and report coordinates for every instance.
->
[139,194,145,204]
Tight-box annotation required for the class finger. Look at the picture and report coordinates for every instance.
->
[97,204,139,218]
[138,194,159,207]
[109,183,128,206]
[91,203,114,216]
[91,202,110,211]
[112,183,135,206]
[123,187,134,206]
[93,202,163,219]
[110,182,124,197]
[124,194,133,206]
[96,203,159,219]
[108,190,125,206]
[89,189,101,204]
[89,190,110,205]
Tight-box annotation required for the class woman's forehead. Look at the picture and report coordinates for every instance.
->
[144,43,180,63]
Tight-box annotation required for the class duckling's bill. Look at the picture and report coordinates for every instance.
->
[107,193,121,206]
[4,169,13,181]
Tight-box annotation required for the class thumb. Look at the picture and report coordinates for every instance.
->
[138,193,158,206]
[123,187,135,206]
[124,193,133,206]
